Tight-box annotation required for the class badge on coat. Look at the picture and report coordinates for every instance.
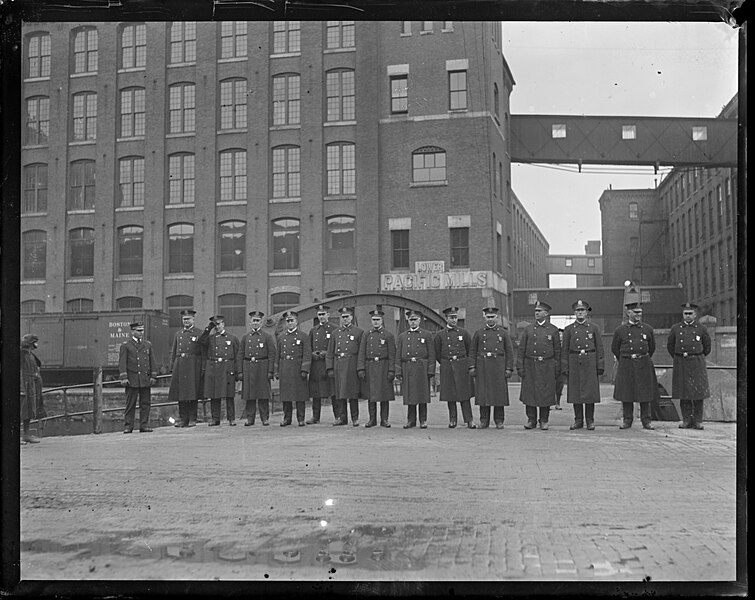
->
[296,339,301,345]
[547,334,552,341]
[421,339,425,343]
[380,339,386,345]
[458,335,463,341]
[326,333,331,338]
[226,340,231,345]
[191,336,196,341]
[350,335,354,341]
[695,335,701,341]
[642,334,647,340]
[587,333,593,339]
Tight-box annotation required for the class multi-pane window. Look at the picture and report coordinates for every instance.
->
[116,296,142,310]
[449,70,467,110]
[725,177,733,225]
[167,294,193,327]
[271,218,300,271]
[218,294,247,326]
[168,153,195,204]
[326,142,355,195]
[24,96,50,145]
[326,21,355,49]
[219,149,247,202]
[22,230,47,280]
[271,292,300,315]
[117,226,143,275]
[272,146,300,198]
[496,231,503,273]
[718,241,725,292]
[717,185,723,228]
[728,239,734,288]
[72,92,97,141]
[120,87,146,137]
[69,228,95,277]
[27,32,51,78]
[450,227,469,268]
[169,21,196,63]
[493,153,500,198]
[326,69,355,122]
[66,298,94,313]
[23,164,47,213]
[121,24,146,69]
[422,21,433,33]
[219,221,246,272]
[21,299,46,314]
[219,78,247,129]
[220,21,247,58]
[391,230,409,269]
[326,215,356,270]
[412,147,446,182]
[73,27,98,73]
[390,75,408,113]
[69,160,96,210]
[167,223,194,274]
[169,83,196,133]
[492,82,499,118]
[629,202,639,220]
[272,21,301,54]
[118,157,145,208]
[272,73,300,125]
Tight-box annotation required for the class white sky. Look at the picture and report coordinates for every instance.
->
[503,22,740,255]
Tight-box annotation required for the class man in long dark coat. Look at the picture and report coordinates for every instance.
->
[199,315,239,427]
[357,307,396,428]
[517,301,560,431]
[118,321,157,433]
[21,333,44,444]
[326,306,363,426]
[433,306,475,429]
[308,304,336,424]
[612,302,659,430]
[395,310,436,429]
[237,310,276,426]
[561,299,604,430]
[168,309,205,427]
[469,307,513,429]
[667,302,712,430]
[275,310,312,427]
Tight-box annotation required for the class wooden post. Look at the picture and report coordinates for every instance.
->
[93,367,103,434]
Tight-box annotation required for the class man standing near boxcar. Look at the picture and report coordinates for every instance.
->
[667,302,712,430]
[357,307,396,428]
[119,321,157,433]
[395,310,436,429]
[237,311,276,426]
[612,302,658,430]
[308,304,336,425]
[21,333,44,444]
[326,307,364,426]
[199,315,239,427]
[433,307,475,429]
[168,309,205,428]
[275,310,312,427]
[561,300,604,430]
[469,307,513,429]
[517,301,560,431]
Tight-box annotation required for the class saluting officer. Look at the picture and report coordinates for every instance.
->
[237,311,276,426]
[168,309,205,428]
[612,302,659,430]
[667,302,712,430]
[275,310,312,427]
[561,300,604,430]
[469,307,514,429]
[517,301,560,431]
[433,306,475,429]
[326,307,364,426]
[119,321,157,433]
[199,315,239,427]
[395,310,436,429]
[357,307,396,428]
[308,304,336,425]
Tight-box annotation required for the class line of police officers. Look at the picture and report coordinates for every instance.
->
[115,300,713,433]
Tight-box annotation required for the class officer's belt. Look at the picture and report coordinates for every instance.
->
[445,356,465,361]
[675,352,702,357]
[244,357,267,362]
[177,352,196,358]
[281,356,298,360]
[369,357,388,361]
[526,356,550,362]
[621,353,648,359]
[483,352,502,358]
[403,357,424,362]
[210,358,231,362]
[569,349,595,355]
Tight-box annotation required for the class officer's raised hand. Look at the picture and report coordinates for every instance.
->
[121,378,129,387]
[300,371,308,380]
[149,377,157,386]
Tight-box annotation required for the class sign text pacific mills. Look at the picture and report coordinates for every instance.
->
[380,262,507,293]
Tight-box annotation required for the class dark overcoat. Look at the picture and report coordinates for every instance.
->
[21,346,43,420]
[469,326,513,407]
[326,325,364,400]
[396,328,436,405]
[309,322,336,398]
[199,330,239,398]
[168,325,205,403]
[612,321,659,404]
[237,329,276,400]
[433,326,473,403]
[357,327,396,403]
[667,320,711,400]
[560,320,604,404]
[516,321,561,407]
[275,328,312,404]
[118,337,156,388]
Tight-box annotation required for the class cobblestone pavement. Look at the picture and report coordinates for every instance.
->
[18,385,739,585]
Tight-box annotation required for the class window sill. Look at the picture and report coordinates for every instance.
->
[165,203,195,209]
[324,195,357,201]
[115,275,143,281]
[117,136,145,142]
[323,47,356,54]
[66,278,95,283]
[270,52,301,59]
[441,28,454,33]
[270,271,301,277]
[400,33,412,37]
[217,128,248,135]
[70,71,96,78]
[69,140,96,146]
[118,67,146,74]
[21,279,46,285]
[324,270,357,275]
[324,121,357,127]
[22,144,49,150]
[410,181,448,188]
[420,30,434,35]
[115,206,144,212]
[269,124,301,131]
[217,200,247,206]
[218,56,248,63]
[166,132,195,139]
[269,197,301,204]
[216,272,245,278]
[168,62,196,68]
[24,76,50,83]
[165,274,194,280]
[21,212,48,217]
[67,209,95,214]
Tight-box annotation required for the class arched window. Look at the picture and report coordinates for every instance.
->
[271,292,300,314]
[220,21,247,59]
[117,225,144,275]
[69,228,95,277]
[167,295,193,327]
[72,26,98,74]
[412,146,446,183]
[66,298,94,313]
[22,230,47,280]
[169,22,196,64]
[219,78,248,130]
[167,223,194,274]
[218,293,247,326]
[21,299,46,315]
[24,96,49,145]
[271,218,300,271]
[218,221,246,272]
[72,91,97,141]
[272,73,301,125]
[23,163,48,213]
[272,21,301,54]
[116,296,143,310]
[120,23,146,69]
[26,32,51,78]
[325,69,355,122]
[326,215,356,270]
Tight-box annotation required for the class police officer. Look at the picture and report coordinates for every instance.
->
[469,307,513,429]
[237,311,276,426]
[21,333,44,444]
[119,321,157,433]
[308,304,336,425]
[667,302,712,430]
[357,307,396,428]
[275,310,312,427]
[434,307,475,429]
[395,310,436,429]
[612,302,659,430]
[168,309,205,427]
[517,301,560,431]
[561,300,604,430]
[199,316,239,427]
[326,307,364,426]
[554,328,565,410]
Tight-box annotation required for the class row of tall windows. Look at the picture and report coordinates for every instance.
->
[390,70,469,114]
[389,228,472,270]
